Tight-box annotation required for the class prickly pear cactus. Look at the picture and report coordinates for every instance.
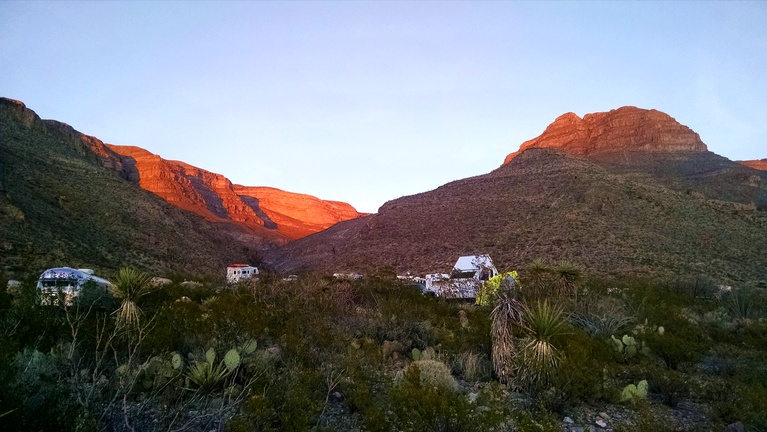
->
[224,348,241,372]
[240,339,257,355]
[411,348,422,361]
[171,352,183,370]
[620,379,649,402]
[612,334,648,359]
[205,347,216,364]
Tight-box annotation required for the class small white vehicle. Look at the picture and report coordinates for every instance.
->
[37,267,111,305]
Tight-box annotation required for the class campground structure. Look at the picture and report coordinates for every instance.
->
[424,255,499,299]
[36,267,111,305]
[226,264,259,284]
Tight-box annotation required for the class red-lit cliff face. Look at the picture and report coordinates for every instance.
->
[234,186,363,239]
[737,159,767,171]
[503,106,708,164]
[105,145,362,241]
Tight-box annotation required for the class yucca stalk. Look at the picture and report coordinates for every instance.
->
[110,267,154,326]
[491,289,524,386]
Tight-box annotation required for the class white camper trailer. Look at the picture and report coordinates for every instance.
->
[37,267,111,305]
[227,264,259,284]
[424,255,498,299]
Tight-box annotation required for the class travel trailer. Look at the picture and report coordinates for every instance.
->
[226,264,259,283]
[37,267,111,305]
[424,255,498,299]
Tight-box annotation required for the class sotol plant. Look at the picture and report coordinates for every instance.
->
[516,300,569,392]
[109,267,154,326]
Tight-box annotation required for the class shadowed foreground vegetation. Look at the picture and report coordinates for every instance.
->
[1,267,766,431]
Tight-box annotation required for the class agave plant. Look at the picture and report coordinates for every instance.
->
[110,267,154,326]
[515,300,568,392]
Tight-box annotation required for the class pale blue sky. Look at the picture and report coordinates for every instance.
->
[2,1,765,213]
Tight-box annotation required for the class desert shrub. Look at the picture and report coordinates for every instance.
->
[339,355,391,431]
[511,407,561,432]
[397,359,458,392]
[613,400,677,432]
[551,329,618,405]
[643,322,708,370]
[390,361,498,431]
[236,360,325,430]
[568,295,634,337]
[646,366,689,407]
[453,351,492,382]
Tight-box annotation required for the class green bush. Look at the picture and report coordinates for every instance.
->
[551,329,617,405]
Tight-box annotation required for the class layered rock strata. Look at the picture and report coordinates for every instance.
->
[504,106,707,164]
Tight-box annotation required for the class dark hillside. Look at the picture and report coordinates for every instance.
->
[0,98,260,278]
[266,148,766,285]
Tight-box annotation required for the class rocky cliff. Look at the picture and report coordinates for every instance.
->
[503,106,708,164]
[737,159,767,171]
[104,144,363,241]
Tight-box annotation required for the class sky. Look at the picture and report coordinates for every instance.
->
[1,1,765,213]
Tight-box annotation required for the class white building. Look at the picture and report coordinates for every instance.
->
[37,267,111,305]
[227,264,259,283]
[424,255,498,299]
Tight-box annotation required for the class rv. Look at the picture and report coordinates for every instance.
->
[226,264,259,284]
[37,267,111,305]
[424,255,498,299]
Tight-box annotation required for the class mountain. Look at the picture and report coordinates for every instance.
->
[0,97,359,278]
[265,107,766,285]
[103,145,362,241]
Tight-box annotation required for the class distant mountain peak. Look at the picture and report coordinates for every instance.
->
[504,106,707,164]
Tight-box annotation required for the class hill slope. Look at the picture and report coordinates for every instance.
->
[266,107,766,285]
[0,98,262,277]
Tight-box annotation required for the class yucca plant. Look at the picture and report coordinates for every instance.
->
[516,300,568,392]
[491,286,524,386]
[552,260,583,298]
[110,267,154,326]
[524,258,552,299]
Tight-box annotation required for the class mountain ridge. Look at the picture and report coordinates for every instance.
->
[503,106,708,164]
[265,107,766,285]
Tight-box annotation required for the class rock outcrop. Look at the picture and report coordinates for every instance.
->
[737,159,767,171]
[105,145,362,241]
[504,106,708,164]
[234,186,363,239]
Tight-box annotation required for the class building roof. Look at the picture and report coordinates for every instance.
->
[227,264,255,268]
[453,255,495,272]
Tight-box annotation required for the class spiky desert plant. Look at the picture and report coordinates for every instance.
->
[523,258,552,299]
[110,267,154,326]
[186,360,229,394]
[552,260,583,298]
[516,300,568,392]
[491,286,524,386]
